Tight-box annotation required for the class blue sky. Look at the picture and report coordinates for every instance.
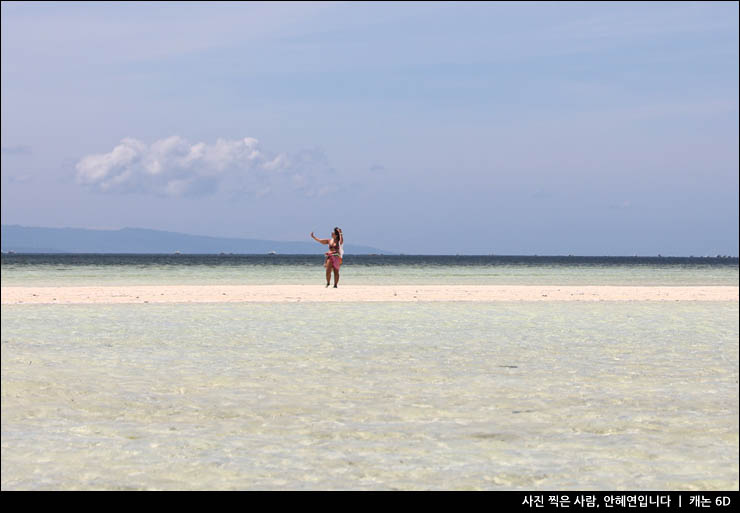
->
[1,1,738,255]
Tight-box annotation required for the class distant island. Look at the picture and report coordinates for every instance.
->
[0,225,391,255]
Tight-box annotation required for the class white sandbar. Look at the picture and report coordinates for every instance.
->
[2,285,738,304]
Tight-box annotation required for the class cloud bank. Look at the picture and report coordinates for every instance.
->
[75,136,338,198]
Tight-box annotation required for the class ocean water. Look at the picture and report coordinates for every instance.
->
[1,255,738,490]
[1,254,738,286]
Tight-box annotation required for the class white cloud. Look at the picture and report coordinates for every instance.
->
[75,136,337,198]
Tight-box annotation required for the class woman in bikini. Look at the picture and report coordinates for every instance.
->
[311,227,343,287]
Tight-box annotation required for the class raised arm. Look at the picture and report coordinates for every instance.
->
[311,232,329,244]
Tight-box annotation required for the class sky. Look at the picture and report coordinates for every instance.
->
[1,0,738,255]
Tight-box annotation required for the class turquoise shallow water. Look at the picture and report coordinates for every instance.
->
[1,301,738,490]
[2,254,738,286]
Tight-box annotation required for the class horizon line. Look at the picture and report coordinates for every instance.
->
[1,251,737,259]
[2,224,737,259]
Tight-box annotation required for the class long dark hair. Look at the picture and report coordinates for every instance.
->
[333,227,341,245]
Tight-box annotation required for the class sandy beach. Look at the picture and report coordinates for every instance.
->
[2,284,737,304]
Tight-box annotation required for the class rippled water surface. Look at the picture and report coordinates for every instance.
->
[2,301,738,490]
[2,254,738,286]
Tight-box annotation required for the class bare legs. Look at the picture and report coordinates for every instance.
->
[325,260,340,287]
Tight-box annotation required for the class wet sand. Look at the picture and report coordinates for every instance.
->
[2,285,738,304]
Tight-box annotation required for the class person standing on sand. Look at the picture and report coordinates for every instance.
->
[311,227,343,287]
